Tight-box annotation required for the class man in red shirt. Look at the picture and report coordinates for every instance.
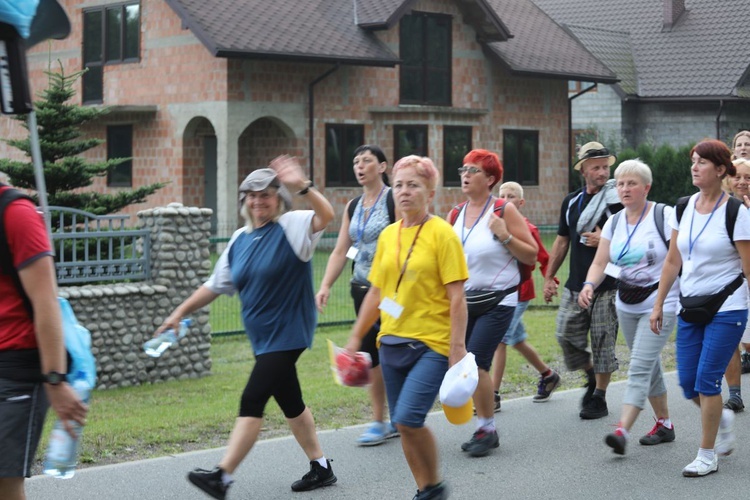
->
[0,184,87,500]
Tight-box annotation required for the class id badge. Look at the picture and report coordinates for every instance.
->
[346,246,359,260]
[604,262,622,279]
[379,297,404,319]
[682,260,694,275]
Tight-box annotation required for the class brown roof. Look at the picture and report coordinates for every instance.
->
[165,0,615,82]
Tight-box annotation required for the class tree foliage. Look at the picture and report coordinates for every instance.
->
[0,64,165,215]
[616,143,697,205]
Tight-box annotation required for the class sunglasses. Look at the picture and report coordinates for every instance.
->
[458,166,483,175]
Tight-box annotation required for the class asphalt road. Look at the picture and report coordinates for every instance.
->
[27,372,750,500]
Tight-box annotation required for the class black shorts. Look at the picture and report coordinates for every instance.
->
[350,282,381,367]
[0,378,49,478]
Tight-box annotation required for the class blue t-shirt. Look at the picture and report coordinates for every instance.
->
[208,211,321,355]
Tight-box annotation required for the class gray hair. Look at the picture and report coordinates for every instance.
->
[614,159,652,186]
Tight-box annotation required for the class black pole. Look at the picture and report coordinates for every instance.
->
[308,64,340,183]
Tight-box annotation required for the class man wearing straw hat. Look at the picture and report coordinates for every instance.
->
[543,142,623,420]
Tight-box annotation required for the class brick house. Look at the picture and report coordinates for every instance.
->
[1,0,615,234]
[534,0,750,150]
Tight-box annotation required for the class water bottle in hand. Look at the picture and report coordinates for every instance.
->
[43,371,91,479]
[143,318,193,357]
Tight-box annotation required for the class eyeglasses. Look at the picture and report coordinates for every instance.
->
[458,166,483,175]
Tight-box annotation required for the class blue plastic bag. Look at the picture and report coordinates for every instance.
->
[0,0,40,39]
[58,297,96,387]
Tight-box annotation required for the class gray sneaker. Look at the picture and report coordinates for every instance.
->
[533,371,561,402]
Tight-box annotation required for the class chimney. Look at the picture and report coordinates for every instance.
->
[663,0,685,31]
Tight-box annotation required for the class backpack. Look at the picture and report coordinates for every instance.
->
[347,188,396,224]
[447,198,533,283]
[675,195,741,247]
[609,202,669,249]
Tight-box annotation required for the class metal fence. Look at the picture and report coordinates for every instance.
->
[50,206,151,285]
[208,228,568,337]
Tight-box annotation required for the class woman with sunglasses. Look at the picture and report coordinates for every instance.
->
[448,149,537,457]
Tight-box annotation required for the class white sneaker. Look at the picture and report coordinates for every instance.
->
[716,408,736,456]
[682,455,718,477]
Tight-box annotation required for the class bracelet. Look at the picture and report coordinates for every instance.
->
[297,181,312,195]
[582,281,596,288]
[500,234,513,246]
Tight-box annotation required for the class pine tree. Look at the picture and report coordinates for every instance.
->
[0,64,165,215]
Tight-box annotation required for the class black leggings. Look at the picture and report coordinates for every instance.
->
[239,348,306,419]
[350,282,381,367]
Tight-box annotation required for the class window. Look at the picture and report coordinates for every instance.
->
[399,12,451,105]
[503,130,539,186]
[107,125,133,187]
[325,124,364,187]
[568,81,597,94]
[443,127,472,186]
[394,125,428,163]
[83,3,140,104]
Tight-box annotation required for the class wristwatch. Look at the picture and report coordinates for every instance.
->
[43,371,67,385]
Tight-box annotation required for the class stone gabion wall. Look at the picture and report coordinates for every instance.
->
[59,204,215,390]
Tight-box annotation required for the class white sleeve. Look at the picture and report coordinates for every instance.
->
[601,214,614,241]
[663,205,674,241]
[734,204,750,241]
[279,211,324,262]
[203,228,244,296]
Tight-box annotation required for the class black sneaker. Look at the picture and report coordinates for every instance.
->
[638,420,676,445]
[464,429,499,457]
[581,379,596,408]
[413,482,448,500]
[579,395,608,419]
[742,352,750,374]
[533,371,561,402]
[605,430,627,455]
[723,396,745,413]
[187,467,230,500]
[291,459,337,492]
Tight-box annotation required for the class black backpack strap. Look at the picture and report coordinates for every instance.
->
[653,203,668,249]
[725,196,741,246]
[386,189,395,223]
[0,187,35,318]
[609,209,623,236]
[346,194,362,222]
[675,196,690,224]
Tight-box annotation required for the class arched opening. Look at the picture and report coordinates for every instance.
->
[182,117,218,233]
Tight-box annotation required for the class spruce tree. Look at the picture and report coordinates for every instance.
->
[0,64,165,215]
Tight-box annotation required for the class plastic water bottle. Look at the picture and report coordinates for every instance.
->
[143,318,193,357]
[43,371,91,479]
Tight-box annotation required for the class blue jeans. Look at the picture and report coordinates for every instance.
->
[501,300,530,346]
[676,310,748,399]
[380,346,447,428]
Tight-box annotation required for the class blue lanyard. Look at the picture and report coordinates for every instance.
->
[355,186,386,246]
[616,202,649,263]
[461,195,493,246]
[688,192,725,260]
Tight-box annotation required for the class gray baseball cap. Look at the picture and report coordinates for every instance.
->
[239,168,292,208]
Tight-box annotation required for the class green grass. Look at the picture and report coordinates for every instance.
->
[37,304,673,471]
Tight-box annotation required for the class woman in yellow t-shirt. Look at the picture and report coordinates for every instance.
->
[346,155,468,500]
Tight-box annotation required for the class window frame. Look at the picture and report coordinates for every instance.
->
[442,126,472,187]
[107,124,134,188]
[399,11,452,106]
[324,123,365,188]
[502,129,539,187]
[394,125,428,163]
[82,2,141,105]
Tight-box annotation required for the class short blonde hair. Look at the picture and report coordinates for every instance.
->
[614,159,652,185]
[498,181,523,199]
[392,155,440,190]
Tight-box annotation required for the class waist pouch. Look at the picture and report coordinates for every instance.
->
[617,280,660,305]
[679,274,744,325]
[350,281,370,304]
[379,341,428,370]
[0,348,43,382]
[465,286,517,317]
